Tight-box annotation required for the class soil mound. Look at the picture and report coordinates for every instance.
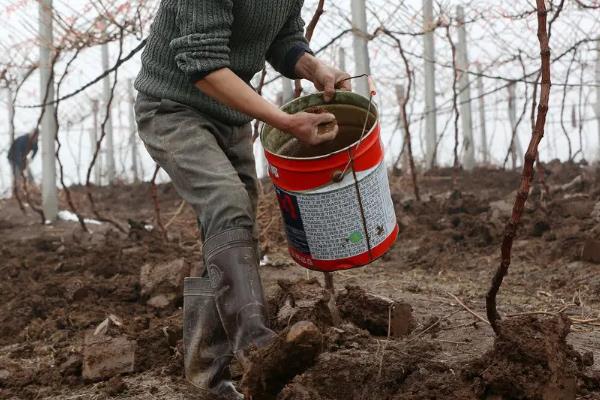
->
[258,297,598,400]
[467,315,585,400]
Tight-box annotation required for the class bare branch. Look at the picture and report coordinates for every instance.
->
[486,0,554,335]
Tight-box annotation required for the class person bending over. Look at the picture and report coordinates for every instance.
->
[7,129,38,184]
[134,1,350,398]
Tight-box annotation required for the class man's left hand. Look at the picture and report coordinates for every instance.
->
[310,62,352,102]
[295,53,352,102]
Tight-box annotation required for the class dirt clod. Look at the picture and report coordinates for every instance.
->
[269,279,337,331]
[104,376,128,396]
[241,321,322,399]
[59,354,82,377]
[468,315,580,400]
[280,341,442,400]
[140,258,189,306]
[336,285,416,337]
[82,332,136,381]
[582,239,600,264]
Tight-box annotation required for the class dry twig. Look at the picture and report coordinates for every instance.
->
[165,200,186,229]
[382,29,420,201]
[448,293,490,326]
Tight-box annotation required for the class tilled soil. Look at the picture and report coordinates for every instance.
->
[1,162,600,399]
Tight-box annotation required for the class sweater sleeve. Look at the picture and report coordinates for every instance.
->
[169,0,234,82]
[266,2,313,79]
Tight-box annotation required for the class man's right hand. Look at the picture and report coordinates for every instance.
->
[281,111,338,145]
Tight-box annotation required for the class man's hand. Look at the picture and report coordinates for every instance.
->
[295,53,351,102]
[281,111,338,145]
[310,62,352,102]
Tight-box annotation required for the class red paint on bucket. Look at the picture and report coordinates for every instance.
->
[265,122,383,191]
[261,91,398,272]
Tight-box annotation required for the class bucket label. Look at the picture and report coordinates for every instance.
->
[275,187,310,255]
[275,161,396,261]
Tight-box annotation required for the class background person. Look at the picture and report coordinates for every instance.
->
[7,129,39,185]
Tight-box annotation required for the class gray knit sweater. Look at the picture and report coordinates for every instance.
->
[135,0,311,126]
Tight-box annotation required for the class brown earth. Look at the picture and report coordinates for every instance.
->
[1,161,600,399]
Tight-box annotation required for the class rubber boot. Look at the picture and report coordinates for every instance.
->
[183,277,244,400]
[203,228,277,357]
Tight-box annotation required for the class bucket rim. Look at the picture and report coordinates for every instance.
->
[260,90,379,161]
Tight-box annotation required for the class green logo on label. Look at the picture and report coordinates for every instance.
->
[348,231,363,244]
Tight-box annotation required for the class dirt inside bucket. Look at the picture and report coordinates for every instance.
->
[276,104,376,159]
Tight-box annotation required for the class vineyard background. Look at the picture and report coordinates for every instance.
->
[1,0,599,198]
[2,1,600,399]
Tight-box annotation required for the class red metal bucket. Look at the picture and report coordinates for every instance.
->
[260,91,398,272]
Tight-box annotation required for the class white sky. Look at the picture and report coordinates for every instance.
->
[0,0,599,196]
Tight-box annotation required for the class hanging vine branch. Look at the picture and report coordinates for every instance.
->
[382,29,420,201]
[84,29,127,233]
[486,0,554,335]
[445,22,461,179]
[53,45,89,232]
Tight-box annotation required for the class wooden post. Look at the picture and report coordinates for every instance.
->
[423,0,437,169]
[456,6,475,170]
[338,47,347,71]
[77,124,84,184]
[6,87,15,144]
[128,79,139,182]
[507,82,523,169]
[351,0,371,97]
[395,84,410,172]
[101,42,116,183]
[91,99,102,185]
[596,40,600,161]
[476,64,488,164]
[39,0,58,221]
[5,87,16,193]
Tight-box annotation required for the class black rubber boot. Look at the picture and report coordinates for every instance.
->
[203,228,277,357]
[183,277,244,400]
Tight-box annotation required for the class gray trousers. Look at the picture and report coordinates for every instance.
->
[134,93,259,242]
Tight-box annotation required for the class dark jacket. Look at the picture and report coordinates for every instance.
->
[7,134,38,171]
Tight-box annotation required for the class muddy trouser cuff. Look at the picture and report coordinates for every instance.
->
[183,277,243,399]
[203,227,276,355]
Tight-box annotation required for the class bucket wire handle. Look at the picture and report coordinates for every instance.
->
[334,74,376,180]
[334,74,377,261]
